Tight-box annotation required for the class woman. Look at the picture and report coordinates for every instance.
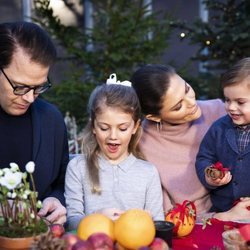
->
[131,64,250,221]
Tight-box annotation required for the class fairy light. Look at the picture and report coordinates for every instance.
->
[180,32,186,38]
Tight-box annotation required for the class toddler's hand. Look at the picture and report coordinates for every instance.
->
[205,171,232,186]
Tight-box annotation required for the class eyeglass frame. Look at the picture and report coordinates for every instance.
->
[0,68,52,96]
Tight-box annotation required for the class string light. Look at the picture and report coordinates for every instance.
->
[180,32,186,38]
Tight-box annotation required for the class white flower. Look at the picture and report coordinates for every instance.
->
[19,183,24,188]
[37,200,42,208]
[9,162,19,172]
[25,190,31,195]
[0,171,23,190]
[2,168,11,174]
[25,161,35,173]
[0,161,42,231]
[22,194,28,199]
[22,172,27,179]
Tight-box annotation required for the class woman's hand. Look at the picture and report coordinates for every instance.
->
[38,197,66,225]
[214,197,250,221]
[95,208,124,220]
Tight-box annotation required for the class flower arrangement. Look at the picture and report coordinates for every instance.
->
[0,162,47,238]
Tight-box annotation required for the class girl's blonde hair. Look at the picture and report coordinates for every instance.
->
[81,84,145,193]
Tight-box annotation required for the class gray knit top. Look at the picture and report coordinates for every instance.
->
[65,154,164,230]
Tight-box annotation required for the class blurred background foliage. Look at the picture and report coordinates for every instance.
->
[34,0,172,127]
[172,0,250,71]
[34,0,250,129]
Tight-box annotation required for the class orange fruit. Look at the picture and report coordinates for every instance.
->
[77,213,115,240]
[114,209,155,249]
[176,216,195,237]
[114,242,129,250]
[166,213,195,237]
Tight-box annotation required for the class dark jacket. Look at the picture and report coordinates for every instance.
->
[31,98,69,205]
[196,115,250,212]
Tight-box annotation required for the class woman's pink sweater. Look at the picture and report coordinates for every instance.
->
[140,99,226,214]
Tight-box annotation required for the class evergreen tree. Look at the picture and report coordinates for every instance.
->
[34,0,172,82]
[33,0,172,126]
[172,0,250,72]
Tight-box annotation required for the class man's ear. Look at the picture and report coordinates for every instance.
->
[145,114,161,123]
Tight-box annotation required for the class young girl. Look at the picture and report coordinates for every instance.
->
[65,74,164,230]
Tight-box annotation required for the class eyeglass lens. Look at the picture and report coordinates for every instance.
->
[1,68,51,95]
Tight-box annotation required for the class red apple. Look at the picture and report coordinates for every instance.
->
[87,232,114,250]
[149,238,169,250]
[49,223,65,238]
[72,240,93,250]
[62,233,81,250]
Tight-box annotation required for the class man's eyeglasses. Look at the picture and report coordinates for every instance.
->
[0,68,52,96]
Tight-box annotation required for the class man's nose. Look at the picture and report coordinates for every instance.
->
[22,90,35,103]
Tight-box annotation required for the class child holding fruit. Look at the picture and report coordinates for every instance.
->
[196,57,250,214]
[64,73,164,230]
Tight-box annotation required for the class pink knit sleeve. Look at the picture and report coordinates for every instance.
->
[163,189,174,214]
[198,99,226,122]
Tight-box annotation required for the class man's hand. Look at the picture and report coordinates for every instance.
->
[38,197,66,225]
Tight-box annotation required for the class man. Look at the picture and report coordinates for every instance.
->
[0,21,69,224]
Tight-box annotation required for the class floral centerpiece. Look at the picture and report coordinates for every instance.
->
[0,161,48,238]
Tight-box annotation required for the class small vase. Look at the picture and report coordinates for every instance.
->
[0,230,49,250]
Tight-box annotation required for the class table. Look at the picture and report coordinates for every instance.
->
[172,219,248,250]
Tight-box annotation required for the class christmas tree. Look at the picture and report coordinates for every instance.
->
[172,0,250,72]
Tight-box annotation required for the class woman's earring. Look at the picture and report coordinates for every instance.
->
[156,120,162,132]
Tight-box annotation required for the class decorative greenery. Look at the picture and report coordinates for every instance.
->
[34,0,249,120]
[34,0,172,81]
[42,71,95,129]
[0,162,47,238]
[33,0,173,127]
[201,217,212,230]
[171,0,250,71]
